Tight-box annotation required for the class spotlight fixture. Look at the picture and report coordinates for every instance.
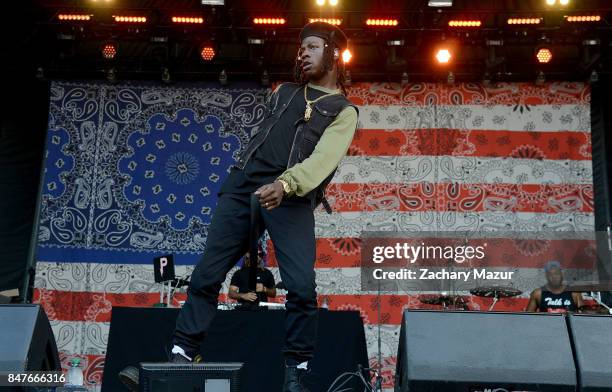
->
[201,0,224,5]
[565,15,602,23]
[329,0,339,6]
[536,47,553,64]
[342,48,352,63]
[436,48,452,64]
[247,38,265,45]
[366,19,399,27]
[429,0,453,6]
[58,14,92,21]
[113,15,147,23]
[200,45,216,61]
[448,20,481,27]
[172,16,204,24]
[387,40,404,46]
[507,18,542,25]
[309,18,342,25]
[102,43,117,60]
[219,69,228,86]
[253,18,286,25]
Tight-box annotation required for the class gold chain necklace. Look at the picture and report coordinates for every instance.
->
[303,85,340,121]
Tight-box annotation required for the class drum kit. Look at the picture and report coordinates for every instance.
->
[419,286,523,311]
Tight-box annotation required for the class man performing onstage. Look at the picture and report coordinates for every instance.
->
[526,260,584,313]
[119,21,358,392]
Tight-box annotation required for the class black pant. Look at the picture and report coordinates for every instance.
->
[173,193,318,363]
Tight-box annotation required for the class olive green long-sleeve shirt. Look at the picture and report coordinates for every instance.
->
[276,83,358,197]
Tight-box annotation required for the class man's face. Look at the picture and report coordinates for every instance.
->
[546,267,563,287]
[298,36,328,81]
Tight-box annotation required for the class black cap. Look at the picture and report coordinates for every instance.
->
[299,21,348,50]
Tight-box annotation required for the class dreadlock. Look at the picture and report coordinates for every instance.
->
[294,39,347,96]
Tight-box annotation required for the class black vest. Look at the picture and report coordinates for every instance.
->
[236,83,358,212]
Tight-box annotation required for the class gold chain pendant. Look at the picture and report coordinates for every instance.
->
[304,104,313,121]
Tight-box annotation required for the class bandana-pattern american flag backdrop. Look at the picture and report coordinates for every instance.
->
[33,81,592,390]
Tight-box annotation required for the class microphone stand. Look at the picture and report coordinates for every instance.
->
[374,277,383,392]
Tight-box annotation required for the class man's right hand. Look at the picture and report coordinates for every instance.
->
[241,292,258,302]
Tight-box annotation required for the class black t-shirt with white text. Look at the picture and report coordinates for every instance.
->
[539,287,577,313]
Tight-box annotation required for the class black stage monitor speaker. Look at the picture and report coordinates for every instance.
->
[0,304,60,372]
[395,310,577,392]
[567,314,612,391]
[139,362,243,392]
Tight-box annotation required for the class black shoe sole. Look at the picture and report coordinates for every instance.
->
[118,366,139,392]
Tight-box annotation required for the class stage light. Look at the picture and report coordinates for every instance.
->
[429,0,453,6]
[201,0,224,5]
[102,43,117,60]
[401,72,409,87]
[113,15,147,23]
[329,0,339,6]
[309,18,342,25]
[483,72,492,87]
[200,46,216,61]
[447,71,455,85]
[387,40,404,46]
[507,18,542,25]
[161,68,171,84]
[261,70,270,87]
[448,20,481,27]
[247,38,265,45]
[546,0,555,4]
[172,16,204,24]
[536,48,552,63]
[366,19,399,27]
[565,15,601,23]
[316,0,325,5]
[583,39,600,46]
[560,0,569,5]
[342,48,352,63]
[253,18,286,25]
[58,14,91,21]
[106,68,117,83]
[436,48,452,64]
[219,70,228,86]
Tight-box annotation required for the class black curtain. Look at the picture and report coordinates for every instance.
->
[0,0,48,296]
[590,75,612,303]
[0,77,48,295]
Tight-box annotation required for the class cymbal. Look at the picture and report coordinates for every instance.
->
[470,286,522,298]
[419,294,467,306]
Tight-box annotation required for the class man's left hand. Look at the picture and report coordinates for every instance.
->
[254,181,284,210]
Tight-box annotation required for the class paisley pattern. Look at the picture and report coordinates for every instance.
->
[34,81,592,391]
